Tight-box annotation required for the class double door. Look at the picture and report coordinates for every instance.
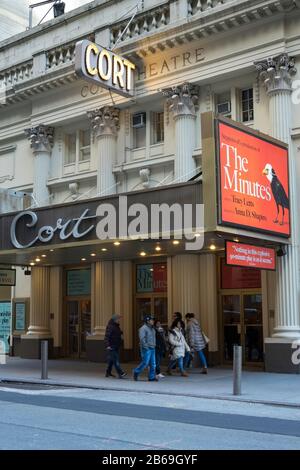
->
[221,292,263,365]
[134,294,168,357]
[66,299,91,358]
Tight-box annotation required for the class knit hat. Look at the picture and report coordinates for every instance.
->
[144,315,154,323]
[112,314,121,322]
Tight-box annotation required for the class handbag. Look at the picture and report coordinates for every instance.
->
[202,332,210,344]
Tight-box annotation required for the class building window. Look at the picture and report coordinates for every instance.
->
[151,112,164,144]
[241,88,254,122]
[79,130,91,162]
[215,92,231,118]
[132,112,146,149]
[64,130,91,165]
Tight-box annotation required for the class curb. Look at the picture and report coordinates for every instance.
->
[1,376,300,409]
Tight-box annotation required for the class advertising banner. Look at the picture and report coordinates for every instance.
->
[0,302,11,354]
[136,264,167,293]
[216,120,290,237]
[0,268,16,286]
[226,241,276,271]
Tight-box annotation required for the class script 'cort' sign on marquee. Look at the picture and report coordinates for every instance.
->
[226,241,276,271]
[216,120,290,237]
[75,39,136,98]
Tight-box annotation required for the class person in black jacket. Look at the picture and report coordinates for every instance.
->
[104,314,126,378]
[154,320,167,377]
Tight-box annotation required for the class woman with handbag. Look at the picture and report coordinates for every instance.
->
[185,313,208,374]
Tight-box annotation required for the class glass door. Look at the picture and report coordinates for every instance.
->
[221,292,263,365]
[134,294,168,358]
[222,295,241,362]
[244,294,263,363]
[67,299,91,358]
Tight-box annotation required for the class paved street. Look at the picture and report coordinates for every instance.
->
[0,384,300,450]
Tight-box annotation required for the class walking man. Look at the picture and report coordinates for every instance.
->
[133,315,157,382]
[104,314,127,378]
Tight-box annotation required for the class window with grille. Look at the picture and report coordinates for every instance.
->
[241,88,254,122]
[151,112,164,144]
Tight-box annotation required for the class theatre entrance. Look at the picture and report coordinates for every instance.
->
[64,268,91,359]
[134,262,168,359]
[219,259,263,366]
[66,299,91,358]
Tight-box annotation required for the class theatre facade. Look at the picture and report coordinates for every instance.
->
[1,0,300,372]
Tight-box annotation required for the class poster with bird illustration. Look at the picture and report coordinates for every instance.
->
[217,120,290,237]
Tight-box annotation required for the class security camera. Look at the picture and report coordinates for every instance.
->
[277,246,287,257]
[24,267,31,276]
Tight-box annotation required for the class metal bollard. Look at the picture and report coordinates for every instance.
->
[233,344,242,395]
[41,340,48,380]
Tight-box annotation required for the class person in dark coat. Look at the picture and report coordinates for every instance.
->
[154,320,167,377]
[104,314,126,378]
[185,313,208,374]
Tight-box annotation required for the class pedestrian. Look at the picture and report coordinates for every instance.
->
[185,313,208,374]
[171,312,190,369]
[166,319,190,377]
[154,320,167,378]
[133,315,157,382]
[104,314,127,378]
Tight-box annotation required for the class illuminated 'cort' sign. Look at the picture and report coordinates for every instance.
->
[75,40,136,98]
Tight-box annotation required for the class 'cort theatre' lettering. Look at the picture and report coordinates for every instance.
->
[75,40,136,98]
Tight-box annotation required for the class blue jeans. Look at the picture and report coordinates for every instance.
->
[198,349,208,368]
[106,349,124,376]
[134,348,156,380]
[168,356,184,373]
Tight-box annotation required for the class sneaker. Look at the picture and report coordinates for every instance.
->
[105,372,116,378]
[133,372,138,381]
[201,368,208,375]
[119,372,127,379]
[158,373,165,378]
[148,378,159,382]
[181,371,189,377]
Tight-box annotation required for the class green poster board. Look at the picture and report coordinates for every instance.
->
[136,265,153,292]
[0,302,11,354]
[15,302,26,331]
[67,269,91,296]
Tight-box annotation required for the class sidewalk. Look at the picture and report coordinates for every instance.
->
[1,357,300,407]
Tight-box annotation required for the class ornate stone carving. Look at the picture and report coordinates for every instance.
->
[87,106,120,137]
[24,125,54,152]
[255,53,297,95]
[161,82,200,118]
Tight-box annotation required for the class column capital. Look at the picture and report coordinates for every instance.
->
[255,53,297,95]
[161,82,199,118]
[87,106,120,138]
[24,124,54,152]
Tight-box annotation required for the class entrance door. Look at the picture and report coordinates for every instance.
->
[134,294,168,358]
[67,299,91,358]
[222,293,263,365]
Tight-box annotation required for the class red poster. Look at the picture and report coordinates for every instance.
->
[217,121,290,237]
[226,241,276,271]
[221,258,261,289]
[153,264,167,292]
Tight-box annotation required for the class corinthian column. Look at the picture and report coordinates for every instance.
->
[26,267,51,338]
[87,106,120,196]
[162,83,199,182]
[24,125,54,206]
[87,261,114,362]
[255,54,300,371]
